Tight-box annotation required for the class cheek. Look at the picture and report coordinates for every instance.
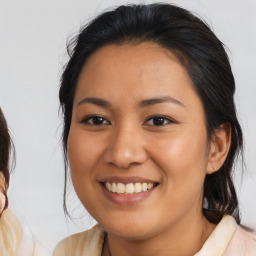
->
[67,129,103,214]
[68,129,99,172]
[158,135,208,214]
[67,129,100,191]
[149,129,209,189]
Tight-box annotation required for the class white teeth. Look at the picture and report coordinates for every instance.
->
[106,182,111,191]
[147,183,153,189]
[104,182,155,194]
[112,182,117,193]
[126,183,135,194]
[116,183,125,194]
[134,183,142,193]
[142,183,148,191]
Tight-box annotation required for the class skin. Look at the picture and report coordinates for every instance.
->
[0,172,6,213]
[68,42,231,256]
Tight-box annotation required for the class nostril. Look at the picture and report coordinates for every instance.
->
[103,144,148,168]
[102,127,148,168]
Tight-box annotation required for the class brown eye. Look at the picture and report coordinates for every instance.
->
[144,115,174,126]
[152,117,165,126]
[82,116,110,125]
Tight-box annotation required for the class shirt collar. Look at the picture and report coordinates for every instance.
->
[195,215,237,256]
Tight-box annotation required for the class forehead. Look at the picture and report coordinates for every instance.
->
[74,42,201,110]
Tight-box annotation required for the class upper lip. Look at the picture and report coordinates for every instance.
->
[98,176,160,184]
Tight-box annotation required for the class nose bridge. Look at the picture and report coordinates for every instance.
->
[104,122,147,168]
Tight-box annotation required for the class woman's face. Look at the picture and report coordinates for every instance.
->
[68,42,213,239]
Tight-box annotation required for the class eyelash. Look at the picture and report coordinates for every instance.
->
[144,115,175,126]
[81,115,175,126]
[81,115,111,126]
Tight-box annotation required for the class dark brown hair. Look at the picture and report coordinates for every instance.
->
[59,3,243,223]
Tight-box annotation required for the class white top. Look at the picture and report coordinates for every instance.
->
[0,209,23,256]
[0,209,50,256]
[53,215,256,256]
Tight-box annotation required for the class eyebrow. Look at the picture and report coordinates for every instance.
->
[139,96,185,108]
[77,96,185,108]
[78,97,112,108]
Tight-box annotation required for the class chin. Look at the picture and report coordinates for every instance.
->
[100,217,158,240]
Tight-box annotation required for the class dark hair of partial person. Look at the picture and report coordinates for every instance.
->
[59,3,243,224]
[0,107,15,210]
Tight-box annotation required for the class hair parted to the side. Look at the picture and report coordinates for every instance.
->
[59,3,243,224]
[0,107,15,210]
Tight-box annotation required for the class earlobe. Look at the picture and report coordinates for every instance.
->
[0,172,6,212]
[206,123,231,174]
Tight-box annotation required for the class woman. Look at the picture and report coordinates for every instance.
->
[0,107,23,255]
[54,3,256,255]
[0,108,49,256]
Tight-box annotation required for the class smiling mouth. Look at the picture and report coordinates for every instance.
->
[103,182,158,195]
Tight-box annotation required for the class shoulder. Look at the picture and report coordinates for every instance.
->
[196,215,256,256]
[0,209,23,255]
[53,224,105,256]
[224,224,256,256]
[15,224,50,256]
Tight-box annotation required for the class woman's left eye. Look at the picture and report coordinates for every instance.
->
[144,116,174,126]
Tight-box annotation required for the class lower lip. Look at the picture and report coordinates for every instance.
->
[100,184,156,205]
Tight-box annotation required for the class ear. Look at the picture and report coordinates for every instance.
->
[206,123,231,174]
[0,172,6,213]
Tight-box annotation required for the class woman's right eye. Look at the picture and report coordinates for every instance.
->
[81,116,110,126]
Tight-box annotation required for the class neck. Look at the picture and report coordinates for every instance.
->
[103,213,216,256]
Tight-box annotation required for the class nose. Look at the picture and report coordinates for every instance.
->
[103,125,148,169]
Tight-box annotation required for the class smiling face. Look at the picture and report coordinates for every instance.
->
[68,42,213,240]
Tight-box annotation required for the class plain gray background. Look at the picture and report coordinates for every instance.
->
[1,0,256,253]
